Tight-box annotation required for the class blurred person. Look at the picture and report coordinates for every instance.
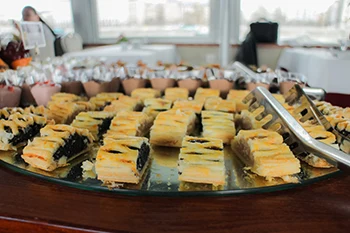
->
[21,6,59,59]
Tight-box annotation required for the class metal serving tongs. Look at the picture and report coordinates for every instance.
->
[284,85,350,153]
[243,86,350,168]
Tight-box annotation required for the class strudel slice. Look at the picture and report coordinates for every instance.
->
[299,121,337,168]
[226,90,250,112]
[0,113,47,150]
[71,111,115,141]
[24,105,50,118]
[172,100,203,114]
[143,98,172,119]
[22,124,93,171]
[178,136,225,186]
[231,129,300,181]
[89,92,123,110]
[0,107,24,120]
[204,97,236,113]
[164,88,189,101]
[50,93,81,102]
[103,95,141,113]
[47,101,81,124]
[105,111,153,138]
[95,136,150,184]
[150,109,196,147]
[131,88,161,102]
[194,88,220,102]
[202,111,235,144]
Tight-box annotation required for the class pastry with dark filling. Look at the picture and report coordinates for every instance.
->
[105,111,153,138]
[0,113,46,151]
[178,136,225,186]
[231,129,300,182]
[24,105,50,118]
[71,111,115,141]
[202,111,235,144]
[143,98,172,119]
[0,107,24,120]
[95,136,150,184]
[22,124,93,171]
[89,92,123,110]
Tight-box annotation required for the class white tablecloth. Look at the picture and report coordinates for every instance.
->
[64,44,177,66]
[277,48,350,94]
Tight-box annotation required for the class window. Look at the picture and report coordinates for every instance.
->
[96,0,211,39]
[0,0,74,35]
[239,0,349,45]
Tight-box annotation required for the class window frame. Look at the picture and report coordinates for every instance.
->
[74,0,220,44]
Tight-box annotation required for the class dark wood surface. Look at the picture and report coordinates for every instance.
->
[0,165,349,233]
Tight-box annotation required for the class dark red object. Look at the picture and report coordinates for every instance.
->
[0,166,349,233]
[325,93,350,108]
[0,41,29,67]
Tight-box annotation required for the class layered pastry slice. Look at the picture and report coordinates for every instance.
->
[142,98,172,120]
[231,129,301,182]
[22,124,93,171]
[47,101,82,124]
[327,116,350,153]
[150,109,196,147]
[204,97,236,113]
[172,100,203,114]
[194,88,220,102]
[24,105,50,118]
[0,107,24,120]
[95,136,150,184]
[105,111,153,138]
[103,95,141,113]
[50,93,81,102]
[89,92,123,110]
[0,113,47,151]
[178,136,225,186]
[226,90,250,112]
[131,88,161,102]
[202,111,235,144]
[164,88,189,101]
[71,111,115,141]
[299,120,338,168]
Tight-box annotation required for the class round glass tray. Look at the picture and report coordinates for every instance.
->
[0,145,339,196]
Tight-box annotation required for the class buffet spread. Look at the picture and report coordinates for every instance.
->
[0,57,349,195]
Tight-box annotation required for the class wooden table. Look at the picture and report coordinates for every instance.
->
[0,165,349,233]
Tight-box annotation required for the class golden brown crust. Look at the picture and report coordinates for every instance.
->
[178,136,225,186]
[22,124,93,171]
[231,129,300,179]
[95,136,150,184]
[164,88,189,101]
[204,97,236,113]
[0,113,46,151]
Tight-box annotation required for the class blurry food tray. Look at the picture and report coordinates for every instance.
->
[0,144,339,196]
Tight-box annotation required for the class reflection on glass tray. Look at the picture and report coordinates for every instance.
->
[0,145,340,196]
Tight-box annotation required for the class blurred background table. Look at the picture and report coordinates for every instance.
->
[64,44,177,66]
[277,48,350,95]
